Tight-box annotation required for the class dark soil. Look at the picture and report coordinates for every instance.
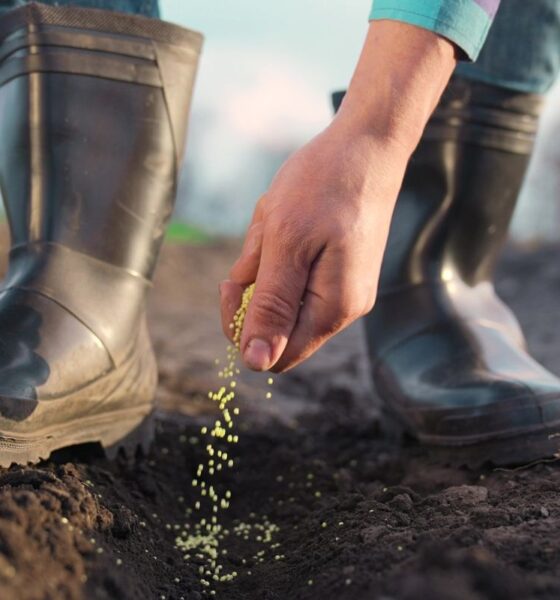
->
[1,240,560,600]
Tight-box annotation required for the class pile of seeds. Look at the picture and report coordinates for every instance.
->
[174,284,280,593]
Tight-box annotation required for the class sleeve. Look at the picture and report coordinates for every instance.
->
[369,0,501,61]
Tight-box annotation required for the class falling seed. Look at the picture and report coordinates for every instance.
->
[176,283,282,589]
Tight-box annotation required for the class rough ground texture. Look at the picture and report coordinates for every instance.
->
[0,240,560,600]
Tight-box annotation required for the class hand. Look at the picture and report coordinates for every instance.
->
[219,123,410,372]
[219,21,456,372]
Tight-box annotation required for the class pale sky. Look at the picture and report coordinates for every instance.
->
[160,0,560,241]
[161,0,370,87]
[160,0,371,233]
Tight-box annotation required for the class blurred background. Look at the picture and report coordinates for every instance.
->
[161,0,366,237]
[160,0,560,244]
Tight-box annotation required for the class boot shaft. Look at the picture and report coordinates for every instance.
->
[332,78,543,290]
[0,2,202,279]
[420,78,542,287]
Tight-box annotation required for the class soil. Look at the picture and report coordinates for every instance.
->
[1,239,560,600]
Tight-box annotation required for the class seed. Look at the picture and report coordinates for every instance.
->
[176,283,282,588]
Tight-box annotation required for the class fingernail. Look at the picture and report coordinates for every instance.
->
[244,338,272,371]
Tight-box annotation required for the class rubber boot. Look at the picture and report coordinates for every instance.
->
[0,3,202,466]
[333,78,560,465]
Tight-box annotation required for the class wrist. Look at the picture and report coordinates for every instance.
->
[333,20,457,154]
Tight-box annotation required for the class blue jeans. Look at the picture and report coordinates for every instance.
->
[456,0,560,94]
[0,0,159,18]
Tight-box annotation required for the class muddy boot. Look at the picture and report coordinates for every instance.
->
[0,3,202,466]
[334,78,560,465]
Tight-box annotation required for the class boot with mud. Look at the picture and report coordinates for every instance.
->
[0,2,202,466]
[334,77,560,466]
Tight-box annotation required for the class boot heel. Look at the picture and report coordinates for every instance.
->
[101,411,155,460]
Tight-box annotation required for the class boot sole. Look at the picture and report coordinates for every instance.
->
[0,406,154,468]
[380,409,560,468]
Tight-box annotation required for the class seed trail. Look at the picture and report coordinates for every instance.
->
[175,284,280,592]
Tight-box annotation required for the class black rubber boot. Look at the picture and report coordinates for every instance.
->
[333,78,560,466]
[0,3,202,466]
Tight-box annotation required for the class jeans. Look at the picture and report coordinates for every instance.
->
[0,0,159,18]
[456,0,560,94]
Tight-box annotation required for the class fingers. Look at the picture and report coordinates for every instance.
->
[230,196,265,285]
[229,221,263,285]
[239,221,318,371]
[272,246,376,373]
[219,279,243,343]
[220,197,265,341]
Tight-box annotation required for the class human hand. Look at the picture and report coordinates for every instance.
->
[219,21,456,372]
[219,122,411,372]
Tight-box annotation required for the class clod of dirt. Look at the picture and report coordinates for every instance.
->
[439,485,489,506]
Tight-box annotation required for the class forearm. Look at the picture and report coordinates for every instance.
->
[334,20,457,154]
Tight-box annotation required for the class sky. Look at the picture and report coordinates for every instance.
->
[160,0,371,234]
[160,0,560,241]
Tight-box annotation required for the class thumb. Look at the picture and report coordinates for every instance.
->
[240,234,312,371]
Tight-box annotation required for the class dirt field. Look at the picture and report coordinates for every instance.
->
[1,240,560,600]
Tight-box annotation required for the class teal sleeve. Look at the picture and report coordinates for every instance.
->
[369,0,499,61]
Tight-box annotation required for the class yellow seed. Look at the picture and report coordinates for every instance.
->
[180,284,270,589]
